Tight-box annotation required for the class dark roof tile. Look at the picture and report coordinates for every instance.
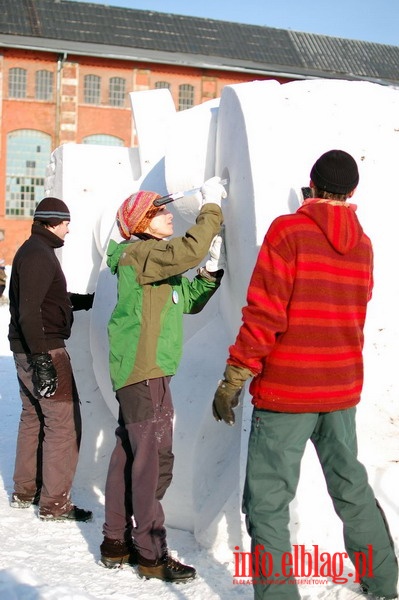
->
[1,0,398,84]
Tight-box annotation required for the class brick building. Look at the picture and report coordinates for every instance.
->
[1,0,399,262]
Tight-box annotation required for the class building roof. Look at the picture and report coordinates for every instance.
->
[1,0,398,85]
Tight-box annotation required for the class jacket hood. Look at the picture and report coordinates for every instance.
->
[107,239,128,274]
[297,199,364,254]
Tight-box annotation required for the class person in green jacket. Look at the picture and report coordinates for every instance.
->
[100,176,226,583]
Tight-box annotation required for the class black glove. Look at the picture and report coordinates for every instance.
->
[31,353,58,398]
[212,364,254,425]
[212,380,242,425]
[69,293,95,311]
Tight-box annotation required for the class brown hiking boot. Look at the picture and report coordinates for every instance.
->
[138,553,196,583]
[100,537,138,569]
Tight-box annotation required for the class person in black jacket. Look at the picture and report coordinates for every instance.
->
[0,258,6,298]
[8,197,93,521]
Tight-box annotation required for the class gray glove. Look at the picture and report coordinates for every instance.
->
[212,364,254,425]
[200,176,227,207]
[31,353,58,398]
[212,380,242,426]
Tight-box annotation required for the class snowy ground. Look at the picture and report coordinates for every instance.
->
[0,293,398,599]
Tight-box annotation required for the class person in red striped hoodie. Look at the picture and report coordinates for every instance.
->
[212,150,398,600]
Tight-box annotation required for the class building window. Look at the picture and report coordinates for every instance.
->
[35,70,54,101]
[82,134,124,146]
[178,84,194,111]
[155,81,170,90]
[6,130,51,217]
[9,68,27,98]
[84,74,101,104]
[109,77,126,107]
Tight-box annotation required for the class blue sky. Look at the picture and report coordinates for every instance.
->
[70,0,398,46]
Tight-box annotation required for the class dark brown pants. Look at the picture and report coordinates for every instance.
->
[103,377,174,562]
[12,349,81,516]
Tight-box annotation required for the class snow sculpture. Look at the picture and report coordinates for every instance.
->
[45,79,399,554]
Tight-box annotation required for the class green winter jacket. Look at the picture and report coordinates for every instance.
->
[107,203,223,391]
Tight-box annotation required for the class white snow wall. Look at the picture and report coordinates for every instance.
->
[45,79,399,553]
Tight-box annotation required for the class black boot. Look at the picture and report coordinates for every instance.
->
[39,505,93,522]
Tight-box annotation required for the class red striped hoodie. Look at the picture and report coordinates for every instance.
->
[228,199,373,413]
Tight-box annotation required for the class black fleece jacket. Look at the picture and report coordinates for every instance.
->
[8,223,73,355]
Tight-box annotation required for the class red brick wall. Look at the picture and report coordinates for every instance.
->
[0,47,292,263]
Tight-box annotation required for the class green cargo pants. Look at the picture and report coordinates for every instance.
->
[243,408,398,600]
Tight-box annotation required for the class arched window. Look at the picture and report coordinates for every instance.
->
[109,77,126,107]
[6,130,51,217]
[82,134,124,146]
[178,84,194,111]
[84,74,101,104]
[35,70,54,101]
[155,81,170,90]
[9,68,27,98]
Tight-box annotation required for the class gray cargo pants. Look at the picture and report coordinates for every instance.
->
[243,408,398,599]
[102,377,174,562]
[12,349,81,516]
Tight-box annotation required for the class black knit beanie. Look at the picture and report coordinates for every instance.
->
[310,150,359,194]
[33,197,71,225]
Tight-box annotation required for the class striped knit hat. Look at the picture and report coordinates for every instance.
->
[310,150,359,194]
[116,191,162,240]
[34,197,71,225]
